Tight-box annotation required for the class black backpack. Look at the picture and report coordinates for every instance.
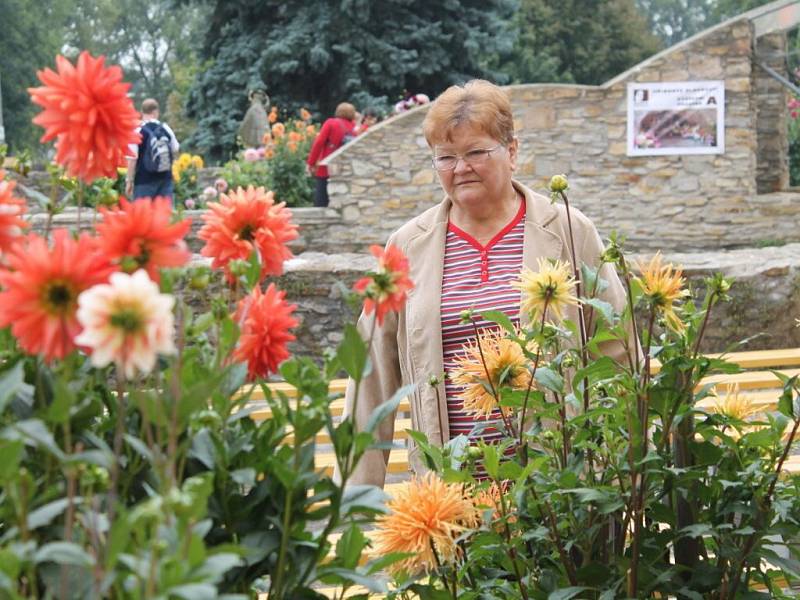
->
[140,122,173,174]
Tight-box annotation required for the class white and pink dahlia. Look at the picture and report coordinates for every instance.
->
[75,270,176,379]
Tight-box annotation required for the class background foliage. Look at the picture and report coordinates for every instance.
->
[0,0,786,158]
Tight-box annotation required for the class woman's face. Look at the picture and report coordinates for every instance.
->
[432,123,517,210]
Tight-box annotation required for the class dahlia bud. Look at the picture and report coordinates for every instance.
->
[459,309,474,324]
[549,174,569,193]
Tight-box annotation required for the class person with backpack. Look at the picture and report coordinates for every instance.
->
[306,102,357,207]
[125,98,180,202]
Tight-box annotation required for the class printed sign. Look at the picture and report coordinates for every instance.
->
[627,81,725,156]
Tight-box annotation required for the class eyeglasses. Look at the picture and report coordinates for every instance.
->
[431,143,504,171]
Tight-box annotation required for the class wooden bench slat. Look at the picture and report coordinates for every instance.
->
[286,419,412,445]
[250,397,412,421]
[699,368,800,391]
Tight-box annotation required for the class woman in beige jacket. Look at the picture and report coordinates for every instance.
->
[344,80,632,488]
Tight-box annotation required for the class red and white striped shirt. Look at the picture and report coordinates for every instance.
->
[441,198,525,454]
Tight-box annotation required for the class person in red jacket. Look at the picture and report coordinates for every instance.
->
[306,102,357,207]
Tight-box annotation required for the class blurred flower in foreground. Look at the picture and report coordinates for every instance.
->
[232,283,298,380]
[372,473,478,575]
[0,170,28,254]
[635,252,689,331]
[28,52,140,183]
[0,229,114,361]
[513,258,578,323]
[711,383,760,422]
[198,186,298,283]
[450,328,533,419]
[549,174,569,193]
[76,270,175,379]
[353,244,414,326]
[96,197,190,282]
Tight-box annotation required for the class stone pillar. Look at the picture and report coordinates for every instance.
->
[754,31,789,193]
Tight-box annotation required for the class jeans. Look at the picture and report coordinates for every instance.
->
[314,176,329,207]
[134,178,174,202]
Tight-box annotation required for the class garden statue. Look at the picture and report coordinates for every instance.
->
[239,88,269,148]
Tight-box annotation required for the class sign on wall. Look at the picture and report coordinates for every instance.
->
[626,81,725,156]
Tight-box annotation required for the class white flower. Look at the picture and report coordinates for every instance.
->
[75,270,176,379]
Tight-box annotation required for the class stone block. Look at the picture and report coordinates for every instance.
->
[689,55,723,78]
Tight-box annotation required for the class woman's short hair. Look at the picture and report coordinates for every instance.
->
[422,80,514,146]
[334,102,357,120]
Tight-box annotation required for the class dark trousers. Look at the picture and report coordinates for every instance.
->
[134,177,174,202]
[314,176,329,207]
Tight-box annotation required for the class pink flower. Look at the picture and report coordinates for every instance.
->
[184,198,196,209]
[256,147,266,159]
[75,269,176,379]
[793,111,799,120]
[415,93,430,104]
[394,100,407,114]
[214,178,228,193]
[243,148,259,162]
[202,186,217,201]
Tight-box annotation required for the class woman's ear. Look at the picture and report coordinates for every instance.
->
[508,137,519,171]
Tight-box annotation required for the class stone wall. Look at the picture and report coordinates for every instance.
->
[322,17,800,254]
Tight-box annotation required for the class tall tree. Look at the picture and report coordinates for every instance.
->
[63,0,209,113]
[636,0,773,46]
[503,0,662,85]
[0,0,70,152]
[185,0,517,162]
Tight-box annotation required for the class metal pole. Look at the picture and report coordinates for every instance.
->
[756,60,800,96]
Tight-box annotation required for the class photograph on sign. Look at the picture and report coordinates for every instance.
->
[627,81,725,156]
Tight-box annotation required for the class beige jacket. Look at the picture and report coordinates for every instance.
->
[343,180,632,488]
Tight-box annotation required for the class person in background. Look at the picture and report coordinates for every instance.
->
[355,107,380,135]
[306,102,357,207]
[126,98,180,202]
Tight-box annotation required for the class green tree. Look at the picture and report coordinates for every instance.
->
[0,0,70,152]
[636,0,773,46]
[63,0,209,124]
[185,0,517,162]
[503,0,662,85]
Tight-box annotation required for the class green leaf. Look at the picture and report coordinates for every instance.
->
[34,542,94,567]
[338,323,370,382]
[365,383,415,433]
[482,444,500,480]
[340,485,389,516]
[535,367,564,394]
[28,498,83,530]
[548,587,590,600]
[0,438,24,480]
[319,568,387,593]
[6,419,65,459]
[0,361,30,414]
[584,297,615,325]
[169,583,217,600]
[481,310,517,334]
[230,468,256,487]
[336,523,367,569]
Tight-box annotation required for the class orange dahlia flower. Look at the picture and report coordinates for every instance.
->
[28,52,141,183]
[232,283,298,380]
[353,244,414,326]
[0,171,28,255]
[198,186,298,282]
[271,122,285,138]
[0,229,115,362]
[96,196,191,282]
[268,107,278,124]
[299,108,312,121]
[372,473,478,575]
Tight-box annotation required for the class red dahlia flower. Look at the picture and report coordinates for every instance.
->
[354,244,414,326]
[28,51,141,183]
[0,229,115,362]
[0,171,27,255]
[232,283,298,380]
[198,186,298,283]
[96,196,191,281]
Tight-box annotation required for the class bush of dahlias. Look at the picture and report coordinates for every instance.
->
[0,52,401,599]
[220,111,315,207]
[370,176,800,599]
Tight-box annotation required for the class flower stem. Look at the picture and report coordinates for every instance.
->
[518,299,549,449]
